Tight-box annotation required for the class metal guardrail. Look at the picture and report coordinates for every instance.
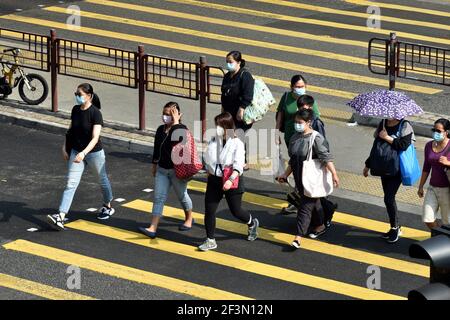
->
[144,55,199,100]
[206,66,225,105]
[0,27,49,72]
[57,39,138,88]
[397,41,450,86]
[369,33,450,88]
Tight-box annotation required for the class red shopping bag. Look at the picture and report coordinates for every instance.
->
[172,130,203,180]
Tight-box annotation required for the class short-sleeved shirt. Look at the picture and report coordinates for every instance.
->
[70,105,103,153]
[423,141,450,188]
[277,92,320,145]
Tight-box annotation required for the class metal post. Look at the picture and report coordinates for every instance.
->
[388,32,397,91]
[50,29,58,112]
[199,56,207,143]
[138,45,146,131]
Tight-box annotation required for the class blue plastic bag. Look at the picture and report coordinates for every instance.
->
[399,144,421,186]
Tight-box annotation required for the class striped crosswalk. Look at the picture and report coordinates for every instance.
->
[0,0,447,103]
[0,0,445,300]
[1,178,430,300]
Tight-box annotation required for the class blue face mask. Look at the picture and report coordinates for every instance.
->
[433,131,445,142]
[294,123,305,133]
[293,87,306,96]
[76,95,85,105]
[226,62,237,72]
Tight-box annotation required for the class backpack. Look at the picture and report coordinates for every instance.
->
[242,71,276,124]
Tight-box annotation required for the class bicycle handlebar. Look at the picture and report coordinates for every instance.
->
[3,48,20,54]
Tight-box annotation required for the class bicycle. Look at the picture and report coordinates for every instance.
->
[0,48,49,105]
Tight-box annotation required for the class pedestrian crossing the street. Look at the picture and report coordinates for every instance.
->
[0,0,448,301]
[0,179,431,300]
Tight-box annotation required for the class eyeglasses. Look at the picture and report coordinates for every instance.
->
[74,92,82,97]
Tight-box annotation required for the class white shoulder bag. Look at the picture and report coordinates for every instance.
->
[302,131,333,198]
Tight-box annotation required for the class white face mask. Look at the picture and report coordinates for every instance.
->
[216,126,225,137]
[162,115,172,124]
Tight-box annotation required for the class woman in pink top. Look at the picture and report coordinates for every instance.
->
[418,118,450,229]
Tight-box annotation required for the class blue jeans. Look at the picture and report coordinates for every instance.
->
[152,165,193,217]
[59,149,113,214]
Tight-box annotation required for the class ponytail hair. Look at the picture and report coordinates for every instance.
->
[226,50,246,68]
[92,92,101,109]
[77,83,101,109]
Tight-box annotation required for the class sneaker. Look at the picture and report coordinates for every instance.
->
[386,227,402,244]
[198,238,218,251]
[382,227,402,243]
[47,213,65,231]
[97,206,115,220]
[247,218,259,241]
[308,227,327,239]
[291,240,301,249]
[281,204,297,215]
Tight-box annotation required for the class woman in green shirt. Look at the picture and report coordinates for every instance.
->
[276,75,320,146]
[275,75,320,214]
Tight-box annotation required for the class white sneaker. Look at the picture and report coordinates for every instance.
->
[47,213,65,231]
[198,238,217,251]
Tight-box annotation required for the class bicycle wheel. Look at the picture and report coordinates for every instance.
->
[18,73,49,105]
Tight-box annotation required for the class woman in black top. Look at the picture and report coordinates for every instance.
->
[221,51,254,169]
[138,102,194,239]
[47,83,114,230]
[364,118,415,244]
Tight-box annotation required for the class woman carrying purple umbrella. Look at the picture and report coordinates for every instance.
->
[351,89,421,244]
[363,118,416,244]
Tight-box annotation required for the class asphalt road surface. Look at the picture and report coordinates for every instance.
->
[0,122,431,300]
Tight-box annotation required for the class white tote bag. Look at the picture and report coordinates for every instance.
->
[302,131,333,198]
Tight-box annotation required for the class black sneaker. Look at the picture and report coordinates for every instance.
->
[291,240,301,249]
[97,206,115,220]
[383,227,402,243]
[46,213,65,231]
[308,227,327,239]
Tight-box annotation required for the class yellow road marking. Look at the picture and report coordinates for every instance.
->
[2,240,251,300]
[86,0,369,49]
[63,220,405,300]
[167,0,450,46]
[186,180,430,241]
[123,199,429,278]
[45,6,447,80]
[45,7,369,66]
[0,15,440,95]
[255,0,450,31]
[0,272,96,300]
[344,0,450,18]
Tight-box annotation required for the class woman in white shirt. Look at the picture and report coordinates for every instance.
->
[198,112,259,251]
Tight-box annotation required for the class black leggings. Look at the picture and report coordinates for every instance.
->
[381,174,402,228]
[204,175,251,239]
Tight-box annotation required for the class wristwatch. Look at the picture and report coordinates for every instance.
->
[228,175,236,182]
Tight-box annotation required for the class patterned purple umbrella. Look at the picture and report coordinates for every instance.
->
[347,89,423,119]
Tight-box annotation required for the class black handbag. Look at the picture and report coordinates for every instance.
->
[368,123,400,176]
[65,129,73,155]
